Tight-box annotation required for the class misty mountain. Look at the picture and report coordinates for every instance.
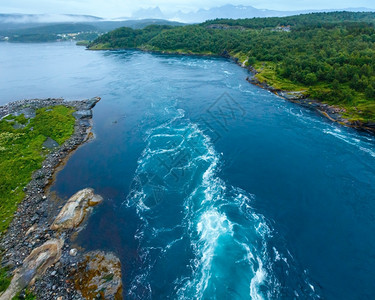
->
[0,15,184,43]
[131,4,375,23]
[91,19,184,31]
[173,5,295,22]
[131,7,165,20]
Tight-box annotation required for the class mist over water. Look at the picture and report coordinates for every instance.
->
[1,42,375,299]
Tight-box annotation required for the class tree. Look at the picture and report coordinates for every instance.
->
[305,73,318,85]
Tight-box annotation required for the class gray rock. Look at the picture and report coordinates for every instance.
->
[43,137,59,149]
[364,122,375,128]
[69,248,77,257]
[12,121,26,129]
[73,110,92,119]
[79,119,91,127]
[83,97,101,110]
[14,107,36,119]
[0,239,63,300]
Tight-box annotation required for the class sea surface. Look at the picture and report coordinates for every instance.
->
[1,41,375,299]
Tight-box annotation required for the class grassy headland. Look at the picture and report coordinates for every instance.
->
[88,12,375,124]
[0,106,75,235]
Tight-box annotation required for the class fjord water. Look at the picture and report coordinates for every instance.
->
[1,42,375,299]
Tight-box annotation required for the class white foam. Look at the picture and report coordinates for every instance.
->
[125,108,285,299]
[250,257,266,300]
[324,128,375,158]
[194,210,234,297]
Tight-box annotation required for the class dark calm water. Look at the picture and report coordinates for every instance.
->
[1,41,375,299]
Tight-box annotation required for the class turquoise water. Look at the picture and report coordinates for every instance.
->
[1,42,375,299]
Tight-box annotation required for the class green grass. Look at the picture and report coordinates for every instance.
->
[253,61,308,92]
[0,105,76,234]
[0,266,11,293]
[12,289,36,300]
[340,100,375,123]
[89,43,112,50]
[230,52,249,65]
[76,40,90,46]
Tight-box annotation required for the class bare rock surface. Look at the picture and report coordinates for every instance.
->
[43,137,59,149]
[0,239,63,300]
[74,251,123,300]
[51,188,103,231]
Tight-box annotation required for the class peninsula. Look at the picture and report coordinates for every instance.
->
[0,98,122,299]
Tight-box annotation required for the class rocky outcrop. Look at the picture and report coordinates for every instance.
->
[246,75,280,93]
[51,188,103,231]
[73,110,93,119]
[0,239,63,300]
[0,187,108,299]
[0,97,101,121]
[43,137,59,149]
[74,251,123,300]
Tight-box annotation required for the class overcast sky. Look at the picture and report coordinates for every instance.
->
[1,0,375,18]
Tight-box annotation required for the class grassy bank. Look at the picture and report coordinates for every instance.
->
[0,266,11,293]
[0,105,75,235]
[252,61,375,123]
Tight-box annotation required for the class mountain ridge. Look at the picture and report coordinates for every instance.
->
[130,4,375,22]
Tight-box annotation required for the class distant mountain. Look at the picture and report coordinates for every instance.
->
[131,7,165,20]
[0,12,184,36]
[131,5,375,23]
[172,5,293,22]
[0,14,184,43]
[91,19,184,31]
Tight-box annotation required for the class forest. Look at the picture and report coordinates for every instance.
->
[89,12,375,122]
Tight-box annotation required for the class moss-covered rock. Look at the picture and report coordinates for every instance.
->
[74,251,123,299]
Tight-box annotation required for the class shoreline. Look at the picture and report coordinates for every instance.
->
[244,71,375,134]
[229,55,375,135]
[88,46,375,135]
[0,97,101,299]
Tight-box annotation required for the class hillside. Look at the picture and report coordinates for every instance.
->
[88,12,375,124]
[0,17,184,42]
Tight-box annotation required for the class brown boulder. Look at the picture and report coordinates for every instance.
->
[74,251,123,299]
[51,188,103,231]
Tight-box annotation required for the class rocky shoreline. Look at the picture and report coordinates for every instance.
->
[0,98,123,299]
[232,59,375,134]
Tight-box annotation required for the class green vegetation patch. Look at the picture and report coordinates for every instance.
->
[253,61,308,92]
[12,289,36,300]
[0,105,76,234]
[0,266,11,293]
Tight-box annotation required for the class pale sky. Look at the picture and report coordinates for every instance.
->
[1,0,374,18]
